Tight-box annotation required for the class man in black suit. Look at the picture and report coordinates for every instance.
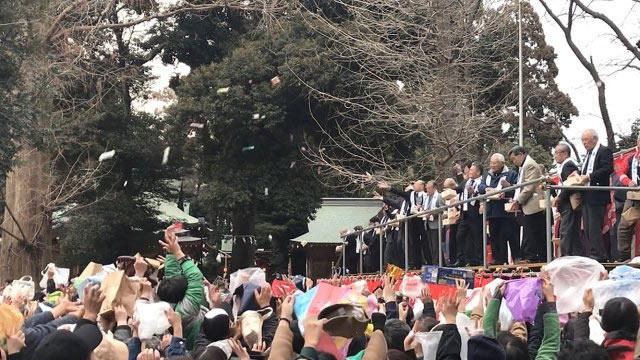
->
[378,180,427,268]
[578,129,613,261]
[553,142,582,256]
[456,162,484,266]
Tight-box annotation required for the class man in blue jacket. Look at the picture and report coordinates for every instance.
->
[479,153,520,265]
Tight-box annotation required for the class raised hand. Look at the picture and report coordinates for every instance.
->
[254,284,273,309]
[230,339,250,360]
[6,330,26,355]
[83,284,105,321]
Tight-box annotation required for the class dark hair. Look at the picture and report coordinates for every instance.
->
[384,319,411,351]
[601,297,639,334]
[508,146,526,157]
[386,349,412,360]
[471,161,484,174]
[202,313,230,342]
[317,352,338,360]
[414,315,439,332]
[157,275,188,304]
[496,331,529,360]
[558,340,609,360]
[464,160,473,169]
[347,335,367,356]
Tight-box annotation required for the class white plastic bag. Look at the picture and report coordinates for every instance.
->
[414,331,444,360]
[39,263,70,289]
[544,256,606,314]
[10,276,35,300]
[134,301,171,339]
[229,267,266,296]
[591,279,640,312]
[400,275,423,299]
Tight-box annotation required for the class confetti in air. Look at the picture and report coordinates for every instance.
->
[98,150,115,162]
[162,146,170,165]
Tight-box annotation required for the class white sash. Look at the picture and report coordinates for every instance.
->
[426,190,439,221]
[514,156,527,199]
[485,166,509,190]
[557,157,575,195]
[462,178,480,211]
[582,143,601,176]
[356,233,363,254]
[630,155,638,184]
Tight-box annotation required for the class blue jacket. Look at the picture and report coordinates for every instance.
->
[478,167,519,219]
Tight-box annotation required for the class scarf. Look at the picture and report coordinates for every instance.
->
[556,157,576,195]
[462,178,481,211]
[514,156,528,199]
[485,166,510,190]
[582,142,601,177]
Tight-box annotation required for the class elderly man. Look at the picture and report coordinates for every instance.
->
[379,180,427,268]
[579,129,613,262]
[456,162,484,266]
[553,142,582,256]
[616,134,640,261]
[508,146,545,263]
[478,153,520,265]
[424,180,445,265]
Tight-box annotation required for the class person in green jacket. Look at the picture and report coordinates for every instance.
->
[158,226,205,350]
[482,274,560,360]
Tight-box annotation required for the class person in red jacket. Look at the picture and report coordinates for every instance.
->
[615,134,640,261]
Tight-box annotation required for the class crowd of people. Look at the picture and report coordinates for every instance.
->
[1,222,640,360]
[340,128,640,274]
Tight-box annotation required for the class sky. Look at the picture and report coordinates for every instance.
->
[530,1,640,155]
[140,1,640,157]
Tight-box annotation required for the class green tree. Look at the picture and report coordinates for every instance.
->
[167,17,340,271]
[617,118,640,150]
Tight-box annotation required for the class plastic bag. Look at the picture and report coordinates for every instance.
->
[134,301,171,339]
[544,256,605,314]
[499,301,513,332]
[400,275,424,299]
[414,331,443,360]
[591,279,640,312]
[75,263,116,301]
[229,267,266,297]
[503,278,542,323]
[608,265,640,281]
[10,276,35,300]
[39,263,70,289]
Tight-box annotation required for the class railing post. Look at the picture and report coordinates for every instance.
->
[482,199,488,268]
[342,236,346,275]
[438,213,443,267]
[359,233,363,274]
[379,228,383,274]
[545,185,553,263]
[404,221,409,272]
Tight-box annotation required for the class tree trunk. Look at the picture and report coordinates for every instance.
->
[229,205,256,272]
[0,149,53,281]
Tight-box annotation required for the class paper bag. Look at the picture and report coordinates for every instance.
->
[563,174,581,186]
[504,202,518,213]
[99,271,138,316]
[622,206,640,222]
[0,303,24,339]
[78,262,103,281]
[441,189,457,201]
[628,191,640,201]
[570,193,581,210]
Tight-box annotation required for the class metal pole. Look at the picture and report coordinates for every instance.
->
[404,221,409,272]
[482,200,488,268]
[359,233,363,274]
[438,213,443,267]
[518,0,524,147]
[545,186,553,263]
[342,237,346,275]
[379,228,383,274]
